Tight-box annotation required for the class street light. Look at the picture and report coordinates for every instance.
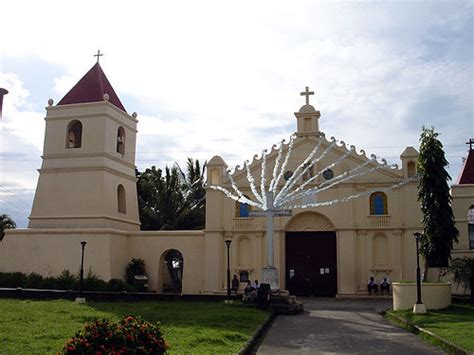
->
[413,232,426,314]
[79,241,87,299]
[225,239,232,298]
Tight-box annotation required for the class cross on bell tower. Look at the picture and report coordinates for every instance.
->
[467,138,474,151]
[94,50,103,63]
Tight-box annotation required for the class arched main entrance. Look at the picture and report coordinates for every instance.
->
[158,249,184,294]
[285,212,337,296]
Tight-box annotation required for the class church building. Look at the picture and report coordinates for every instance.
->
[0,62,472,296]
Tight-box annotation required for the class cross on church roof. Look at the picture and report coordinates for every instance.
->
[467,138,474,151]
[300,86,314,105]
[94,50,103,63]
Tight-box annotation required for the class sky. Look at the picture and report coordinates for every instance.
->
[0,0,473,227]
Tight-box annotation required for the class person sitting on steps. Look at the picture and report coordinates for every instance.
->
[231,274,239,295]
[380,276,391,295]
[244,280,254,296]
[367,276,378,295]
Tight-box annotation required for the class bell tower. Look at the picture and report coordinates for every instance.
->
[295,86,321,136]
[29,62,140,231]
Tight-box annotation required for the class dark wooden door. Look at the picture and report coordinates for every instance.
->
[285,231,337,296]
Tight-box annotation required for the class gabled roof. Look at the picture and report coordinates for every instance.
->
[57,63,126,112]
[457,149,474,184]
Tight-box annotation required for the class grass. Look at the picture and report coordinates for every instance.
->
[0,299,270,354]
[387,304,474,352]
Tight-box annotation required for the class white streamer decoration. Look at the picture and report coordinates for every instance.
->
[209,131,416,212]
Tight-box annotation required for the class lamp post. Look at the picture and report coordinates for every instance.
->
[412,232,426,313]
[225,239,232,298]
[79,241,87,298]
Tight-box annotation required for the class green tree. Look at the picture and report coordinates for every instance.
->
[0,214,16,240]
[136,159,206,230]
[449,257,474,301]
[417,127,458,267]
[177,158,206,230]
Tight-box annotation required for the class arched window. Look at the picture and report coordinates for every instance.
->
[407,161,416,177]
[370,192,388,215]
[468,205,474,250]
[66,120,82,148]
[116,126,125,154]
[235,196,251,217]
[117,184,126,213]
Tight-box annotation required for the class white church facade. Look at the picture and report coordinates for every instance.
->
[1,63,473,296]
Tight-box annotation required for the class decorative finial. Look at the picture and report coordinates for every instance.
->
[132,112,138,118]
[103,93,110,101]
[48,98,54,106]
[94,50,103,63]
[467,138,474,151]
[300,86,314,105]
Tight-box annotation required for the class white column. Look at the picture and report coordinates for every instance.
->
[266,213,274,267]
[262,191,279,290]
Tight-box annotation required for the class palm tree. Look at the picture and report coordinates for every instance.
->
[0,214,16,240]
[176,158,206,229]
[449,257,474,302]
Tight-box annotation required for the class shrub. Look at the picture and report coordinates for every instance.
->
[62,316,169,354]
[108,278,130,292]
[26,273,43,288]
[0,272,27,288]
[56,270,76,290]
[449,257,474,301]
[126,258,147,284]
[83,272,109,291]
[40,277,60,290]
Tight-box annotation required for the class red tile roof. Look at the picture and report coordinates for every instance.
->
[457,148,474,184]
[57,63,126,112]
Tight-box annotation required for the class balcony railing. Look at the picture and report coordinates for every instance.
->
[367,215,390,228]
[233,218,254,230]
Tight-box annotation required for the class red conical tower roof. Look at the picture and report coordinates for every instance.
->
[57,63,126,112]
[457,139,474,184]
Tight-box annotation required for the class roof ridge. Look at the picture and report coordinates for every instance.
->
[457,149,474,184]
[57,63,126,112]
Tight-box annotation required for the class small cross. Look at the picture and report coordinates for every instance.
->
[94,50,103,63]
[300,86,314,105]
[467,138,474,151]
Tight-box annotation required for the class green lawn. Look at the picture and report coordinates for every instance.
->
[0,299,269,354]
[387,304,474,352]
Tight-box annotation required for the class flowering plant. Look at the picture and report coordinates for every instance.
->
[61,316,168,354]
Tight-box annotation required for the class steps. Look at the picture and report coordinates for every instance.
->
[270,290,304,315]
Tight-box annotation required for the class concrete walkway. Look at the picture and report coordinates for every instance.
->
[258,298,445,354]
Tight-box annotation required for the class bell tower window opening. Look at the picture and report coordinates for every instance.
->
[66,120,82,148]
[370,192,388,215]
[117,184,126,214]
[117,126,126,154]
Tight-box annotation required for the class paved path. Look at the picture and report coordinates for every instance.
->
[258,298,445,354]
